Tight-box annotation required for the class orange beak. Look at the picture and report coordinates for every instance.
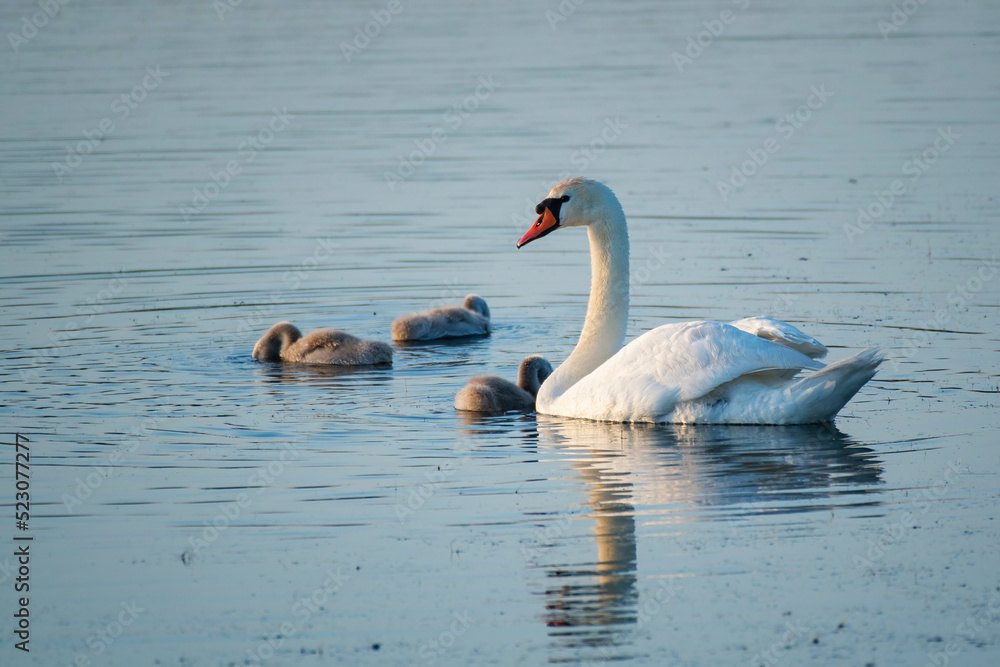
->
[516,207,559,248]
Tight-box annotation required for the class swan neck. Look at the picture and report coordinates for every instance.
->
[519,358,549,396]
[518,363,537,395]
[539,203,629,406]
[280,324,301,349]
[268,323,301,357]
[581,219,629,356]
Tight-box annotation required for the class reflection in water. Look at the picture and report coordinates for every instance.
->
[456,411,544,432]
[526,419,883,661]
[391,335,491,351]
[251,360,394,383]
[543,457,639,654]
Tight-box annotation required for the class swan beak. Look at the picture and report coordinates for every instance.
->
[516,208,559,248]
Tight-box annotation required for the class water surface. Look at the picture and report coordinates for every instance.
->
[1,0,998,665]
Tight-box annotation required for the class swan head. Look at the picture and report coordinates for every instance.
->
[516,177,621,248]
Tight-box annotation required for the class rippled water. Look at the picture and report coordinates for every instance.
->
[1,0,999,665]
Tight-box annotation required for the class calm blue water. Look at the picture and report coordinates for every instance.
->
[1,0,998,665]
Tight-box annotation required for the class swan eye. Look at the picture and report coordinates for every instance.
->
[534,195,569,218]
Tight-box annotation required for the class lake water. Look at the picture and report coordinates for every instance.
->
[1,0,998,664]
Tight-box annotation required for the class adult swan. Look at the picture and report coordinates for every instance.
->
[516,177,882,424]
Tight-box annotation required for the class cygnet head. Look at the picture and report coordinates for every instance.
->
[517,355,554,396]
[516,177,624,248]
[252,322,302,361]
[463,294,490,320]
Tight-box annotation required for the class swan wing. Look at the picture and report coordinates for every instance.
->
[551,321,824,422]
[441,310,490,337]
[729,316,828,359]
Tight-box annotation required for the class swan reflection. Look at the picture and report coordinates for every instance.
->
[250,360,394,385]
[522,418,882,659]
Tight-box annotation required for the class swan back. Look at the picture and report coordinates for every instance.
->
[729,316,828,359]
[391,294,491,341]
[286,329,392,365]
[253,322,392,365]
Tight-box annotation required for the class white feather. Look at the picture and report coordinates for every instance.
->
[523,178,882,425]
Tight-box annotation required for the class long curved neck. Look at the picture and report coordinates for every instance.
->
[538,205,629,406]
[267,323,301,358]
[518,357,553,396]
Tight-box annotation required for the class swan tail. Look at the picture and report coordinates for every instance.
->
[455,385,500,414]
[783,348,884,422]
[391,316,427,341]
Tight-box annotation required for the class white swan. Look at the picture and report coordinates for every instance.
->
[516,177,883,424]
[252,322,392,365]
[391,294,490,341]
[455,355,553,415]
